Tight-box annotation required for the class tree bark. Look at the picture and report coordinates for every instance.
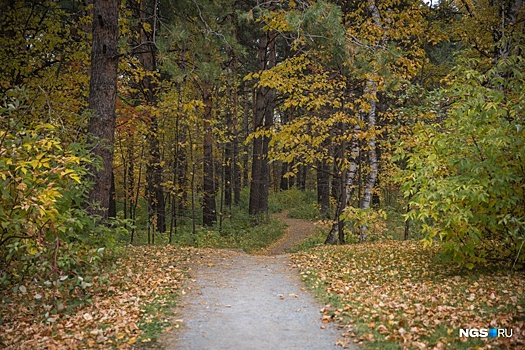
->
[359,79,379,242]
[223,84,234,209]
[202,82,217,226]
[136,0,166,233]
[316,160,330,216]
[249,31,276,216]
[86,0,119,222]
[280,162,291,190]
[346,123,361,206]
[108,171,116,218]
[358,0,382,242]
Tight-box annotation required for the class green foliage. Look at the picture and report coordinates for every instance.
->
[398,56,525,267]
[168,215,286,253]
[268,188,319,218]
[340,207,388,242]
[0,92,123,297]
[128,191,287,253]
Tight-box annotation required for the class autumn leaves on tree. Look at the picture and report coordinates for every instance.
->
[1,0,524,273]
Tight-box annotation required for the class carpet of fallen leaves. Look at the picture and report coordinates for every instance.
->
[292,241,525,349]
[0,245,197,349]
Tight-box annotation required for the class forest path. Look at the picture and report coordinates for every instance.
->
[163,213,349,350]
[261,210,318,255]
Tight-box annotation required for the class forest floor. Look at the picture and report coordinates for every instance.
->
[2,213,523,349]
[162,212,349,349]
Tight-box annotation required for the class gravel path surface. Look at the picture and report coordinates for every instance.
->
[164,213,351,349]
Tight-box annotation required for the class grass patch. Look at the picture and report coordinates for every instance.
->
[138,291,180,346]
[125,189,287,253]
[163,216,286,253]
[292,241,525,349]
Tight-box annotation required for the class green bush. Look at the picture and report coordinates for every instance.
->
[398,57,525,267]
[0,91,121,296]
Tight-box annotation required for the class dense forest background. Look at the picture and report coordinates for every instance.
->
[1,0,524,288]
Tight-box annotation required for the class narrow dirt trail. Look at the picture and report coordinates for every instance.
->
[163,213,350,350]
[261,211,318,255]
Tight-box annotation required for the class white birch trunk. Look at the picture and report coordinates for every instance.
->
[359,0,382,242]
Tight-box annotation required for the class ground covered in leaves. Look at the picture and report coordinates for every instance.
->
[292,241,525,349]
[0,246,196,349]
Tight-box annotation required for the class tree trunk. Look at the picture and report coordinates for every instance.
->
[316,160,330,217]
[108,171,116,218]
[280,162,291,190]
[127,140,135,221]
[136,0,166,233]
[359,79,379,242]
[297,164,307,190]
[346,123,361,206]
[231,9,241,206]
[249,31,276,216]
[86,0,119,222]
[357,0,383,242]
[146,119,166,233]
[202,82,217,226]
[233,131,241,205]
[404,203,410,240]
[223,83,234,209]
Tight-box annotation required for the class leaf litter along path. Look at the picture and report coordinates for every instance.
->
[163,212,351,350]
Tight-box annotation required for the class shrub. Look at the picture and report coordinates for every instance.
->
[398,57,525,267]
[0,91,117,297]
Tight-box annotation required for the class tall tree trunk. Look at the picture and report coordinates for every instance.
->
[202,82,217,226]
[280,162,291,191]
[231,9,241,206]
[130,142,145,244]
[177,128,188,211]
[223,83,234,209]
[108,171,116,218]
[279,113,292,191]
[86,0,119,222]
[359,80,379,241]
[357,0,382,242]
[127,140,134,221]
[233,131,241,205]
[297,165,307,190]
[346,123,361,206]
[249,31,276,216]
[241,84,252,189]
[325,117,360,245]
[316,160,330,217]
[325,169,346,245]
[136,0,166,233]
